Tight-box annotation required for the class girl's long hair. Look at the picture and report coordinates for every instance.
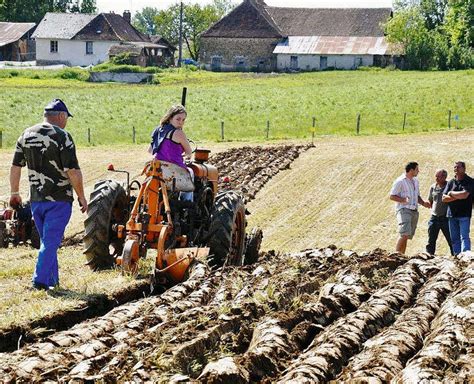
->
[160,105,187,126]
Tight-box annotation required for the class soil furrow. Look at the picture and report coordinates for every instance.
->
[198,269,371,383]
[337,258,458,382]
[0,262,212,381]
[393,263,474,383]
[276,257,435,383]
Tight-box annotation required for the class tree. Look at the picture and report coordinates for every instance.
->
[420,0,448,29]
[183,3,222,61]
[154,4,180,45]
[0,0,96,23]
[152,0,236,62]
[385,6,438,69]
[132,6,160,35]
[385,0,473,69]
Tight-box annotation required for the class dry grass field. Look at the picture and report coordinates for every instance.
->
[247,130,474,256]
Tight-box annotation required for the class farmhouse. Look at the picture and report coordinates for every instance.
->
[0,22,36,61]
[32,11,150,66]
[200,0,393,71]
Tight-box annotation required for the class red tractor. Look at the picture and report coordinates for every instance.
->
[0,201,40,249]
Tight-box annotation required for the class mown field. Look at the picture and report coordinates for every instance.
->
[0,69,473,147]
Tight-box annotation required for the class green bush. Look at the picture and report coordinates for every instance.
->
[9,70,19,77]
[56,68,90,81]
[110,52,135,65]
[92,62,163,74]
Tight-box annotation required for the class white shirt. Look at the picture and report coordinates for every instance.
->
[390,173,419,211]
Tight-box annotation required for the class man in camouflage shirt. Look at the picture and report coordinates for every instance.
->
[9,99,88,290]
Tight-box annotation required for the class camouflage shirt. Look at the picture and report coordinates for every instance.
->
[12,123,80,202]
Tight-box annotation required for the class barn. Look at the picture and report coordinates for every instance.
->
[0,22,36,62]
[200,0,394,71]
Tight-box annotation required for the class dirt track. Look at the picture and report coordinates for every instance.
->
[0,144,473,382]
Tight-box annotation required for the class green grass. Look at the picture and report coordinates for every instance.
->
[0,68,472,147]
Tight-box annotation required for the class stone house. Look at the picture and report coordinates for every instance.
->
[200,0,394,71]
[0,22,36,61]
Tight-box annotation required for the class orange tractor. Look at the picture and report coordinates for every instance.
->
[83,142,262,284]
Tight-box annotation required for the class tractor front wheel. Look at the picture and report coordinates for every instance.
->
[208,191,246,268]
[84,180,128,270]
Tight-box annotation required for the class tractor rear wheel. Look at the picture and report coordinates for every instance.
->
[208,191,246,268]
[84,180,128,270]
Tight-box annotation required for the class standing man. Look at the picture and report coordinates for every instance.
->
[9,99,88,290]
[426,169,453,255]
[389,162,430,254]
[442,161,474,255]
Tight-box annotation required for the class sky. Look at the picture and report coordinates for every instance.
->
[97,0,393,15]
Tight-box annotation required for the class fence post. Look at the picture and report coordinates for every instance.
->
[448,110,451,129]
[0,130,2,149]
[221,121,224,140]
[402,112,407,131]
[356,114,361,135]
[87,128,91,144]
[312,117,316,145]
[266,120,270,139]
[132,126,136,143]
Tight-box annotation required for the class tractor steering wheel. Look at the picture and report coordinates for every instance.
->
[188,139,197,153]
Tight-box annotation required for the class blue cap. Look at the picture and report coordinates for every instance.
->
[44,99,73,117]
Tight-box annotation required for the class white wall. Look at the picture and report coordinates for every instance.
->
[277,54,374,71]
[36,39,117,66]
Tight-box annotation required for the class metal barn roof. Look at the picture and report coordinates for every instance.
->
[273,35,391,55]
[0,22,36,47]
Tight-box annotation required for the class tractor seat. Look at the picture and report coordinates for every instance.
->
[160,161,195,192]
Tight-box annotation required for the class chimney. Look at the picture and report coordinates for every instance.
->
[123,10,131,24]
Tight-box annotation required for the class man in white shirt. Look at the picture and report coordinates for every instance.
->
[390,162,430,254]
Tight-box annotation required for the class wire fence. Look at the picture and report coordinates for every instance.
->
[0,109,472,148]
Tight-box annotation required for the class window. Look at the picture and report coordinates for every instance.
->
[86,41,93,55]
[50,40,58,53]
[234,56,246,71]
[211,56,222,71]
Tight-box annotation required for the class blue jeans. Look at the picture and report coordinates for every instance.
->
[31,201,72,287]
[427,215,453,255]
[448,217,471,255]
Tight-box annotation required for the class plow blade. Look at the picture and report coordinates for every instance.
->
[157,247,210,283]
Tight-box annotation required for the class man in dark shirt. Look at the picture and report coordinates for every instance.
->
[9,99,88,290]
[442,161,474,255]
[426,169,453,255]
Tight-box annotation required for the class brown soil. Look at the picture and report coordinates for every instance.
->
[1,249,472,382]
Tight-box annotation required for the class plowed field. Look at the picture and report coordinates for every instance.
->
[0,141,473,383]
[1,249,472,382]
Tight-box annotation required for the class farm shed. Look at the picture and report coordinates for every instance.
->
[150,35,176,66]
[108,41,169,67]
[274,36,393,70]
[32,11,150,66]
[200,0,393,72]
[0,22,36,61]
